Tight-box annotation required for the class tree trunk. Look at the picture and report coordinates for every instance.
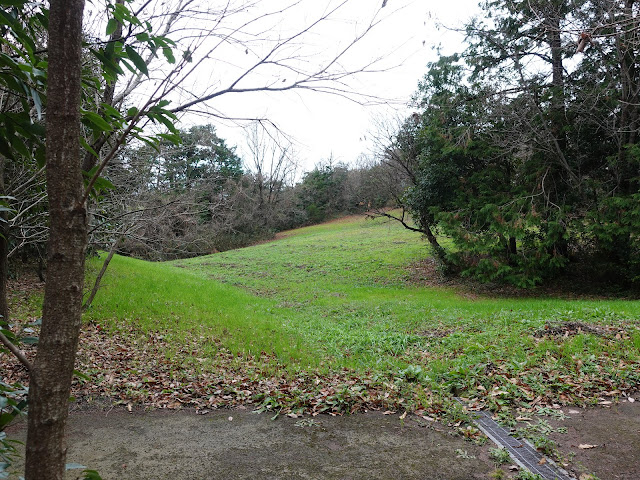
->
[24,1,86,479]
[419,214,447,263]
[547,12,568,172]
[83,236,121,310]
[0,154,8,324]
[617,0,639,194]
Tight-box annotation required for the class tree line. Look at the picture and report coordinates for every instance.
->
[375,0,640,288]
[88,123,391,263]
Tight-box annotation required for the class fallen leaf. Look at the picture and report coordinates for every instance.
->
[628,397,635,403]
[538,457,547,465]
[228,416,233,421]
[383,410,395,415]
[399,411,407,420]
[578,444,598,449]
[568,409,581,414]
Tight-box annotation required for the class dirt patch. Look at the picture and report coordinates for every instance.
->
[546,398,640,480]
[6,409,497,480]
[413,327,456,338]
[532,321,628,339]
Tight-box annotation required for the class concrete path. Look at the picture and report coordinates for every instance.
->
[7,409,496,480]
[548,399,640,480]
[9,401,640,479]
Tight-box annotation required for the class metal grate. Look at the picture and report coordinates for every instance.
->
[471,410,575,480]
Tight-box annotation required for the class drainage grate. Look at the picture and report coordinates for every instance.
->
[471,410,574,480]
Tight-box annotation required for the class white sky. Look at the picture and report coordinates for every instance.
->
[127,0,478,171]
[175,0,482,172]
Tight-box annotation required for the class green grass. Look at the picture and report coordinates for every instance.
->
[85,214,640,409]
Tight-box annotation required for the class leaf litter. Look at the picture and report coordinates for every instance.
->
[2,316,640,422]
[1,321,427,417]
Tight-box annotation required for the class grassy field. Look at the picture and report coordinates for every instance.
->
[78,214,640,419]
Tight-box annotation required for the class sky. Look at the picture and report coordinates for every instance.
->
[206,0,482,171]
[118,0,483,173]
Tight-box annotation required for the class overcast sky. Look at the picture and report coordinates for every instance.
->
[180,0,482,172]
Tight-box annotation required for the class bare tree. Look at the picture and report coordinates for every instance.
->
[364,112,447,259]
[244,121,299,224]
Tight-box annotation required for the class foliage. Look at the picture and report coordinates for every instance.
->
[0,0,184,277]
[298,161,350,223]
[0,377,27,479]
[488,447,511,466]
[93,139,393,260]
[119,124,243,194]
[380,1,640,287]
[514,471,544,480]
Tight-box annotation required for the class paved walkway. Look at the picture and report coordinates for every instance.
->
[8,409,495,479]
[7,400,640,479]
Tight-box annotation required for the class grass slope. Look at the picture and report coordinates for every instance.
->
[85,214,640,415]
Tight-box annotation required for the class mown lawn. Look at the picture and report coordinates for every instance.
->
[79,214,640,418]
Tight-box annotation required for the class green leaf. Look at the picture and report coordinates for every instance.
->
[29,87,42,119]
[0,137,12,161]
[82,166,115,199]
[65,463,86,470]
[82,111,113,134]
[134,134,161,152]
[112,3,131,22]
[125,45,148,76]
[80,136,99,160]
[19,336,38,345]
[82,470,103,480]
[0,53,19,69]
[119,58,137,76]
[158,133,182,146]
[162,47,175,64]
[9,135,29,158]
[73,370,91,382]
[101,103,122,119]
[90,48,124,78]
[34,144,45,168]
[106,18,118,36]
[0,412,13,430]
[126,107,139,118]
[150,113,178,135]
[135,32,150,43]
[92,176,115,194]
[0,329,15,342]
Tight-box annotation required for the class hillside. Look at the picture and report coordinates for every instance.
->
[5,214,640,419]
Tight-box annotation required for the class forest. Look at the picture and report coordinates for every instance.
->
[1,1,639,479]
